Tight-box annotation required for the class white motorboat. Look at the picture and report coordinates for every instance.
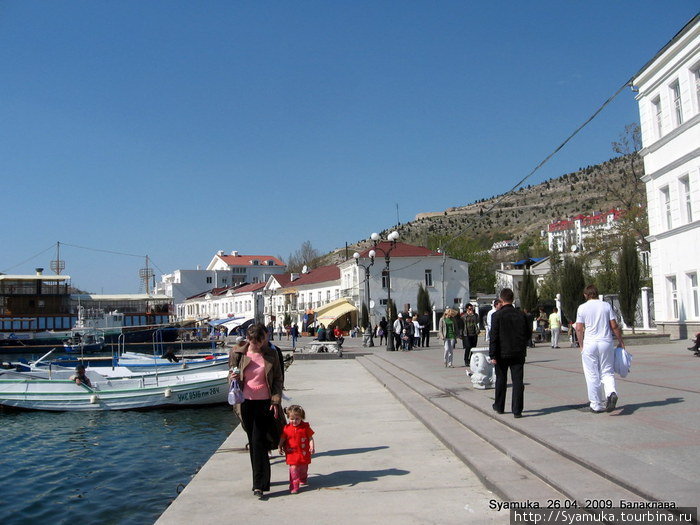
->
[0,369,229,411]
[116,351,229,373]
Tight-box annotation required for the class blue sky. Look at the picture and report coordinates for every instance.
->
[1,1,698,293]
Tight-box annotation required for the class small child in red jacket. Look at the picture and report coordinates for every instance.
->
[278,404,315,494]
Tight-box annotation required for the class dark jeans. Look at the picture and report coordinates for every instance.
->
[463,334,478,366]
[240,398,274,492]
[421,331,430,347]
[493,356,525,416]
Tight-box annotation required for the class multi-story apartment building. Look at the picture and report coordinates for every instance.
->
[156,250,286,311]
[632,14,700,338]
[545,209,623,252]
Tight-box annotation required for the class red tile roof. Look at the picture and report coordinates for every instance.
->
[232,282,266,294]
[218,255,285,267]
[275,265,341,290]
[357,241,440,258]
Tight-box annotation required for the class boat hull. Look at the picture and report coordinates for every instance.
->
[0,371,229,411]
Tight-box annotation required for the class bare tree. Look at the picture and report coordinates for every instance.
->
[286,241,321,273]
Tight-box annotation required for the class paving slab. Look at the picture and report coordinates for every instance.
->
[157,358,508,525]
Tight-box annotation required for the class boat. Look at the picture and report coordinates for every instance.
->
[115,351,229,372]
[62,331,105,353]
[0,270,176,350]
[0,368,229,411]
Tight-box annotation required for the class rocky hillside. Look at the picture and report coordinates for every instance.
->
[321,153,644,264]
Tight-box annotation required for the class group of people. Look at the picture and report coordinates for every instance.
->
[228,323,315,499]
[389,311,432,350]
[488,285,626,418]
[265,322,301,349]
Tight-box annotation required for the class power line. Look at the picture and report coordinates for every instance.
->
[1,244,56,273]
[438,78,634,253]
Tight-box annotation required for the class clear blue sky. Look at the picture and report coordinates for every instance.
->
[1,1,697,293]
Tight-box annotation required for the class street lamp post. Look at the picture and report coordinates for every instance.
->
[370,230,400,351]
[353,249,375,343]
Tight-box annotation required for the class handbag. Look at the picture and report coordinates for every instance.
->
[613,346,632,377]
[227,380,245,405]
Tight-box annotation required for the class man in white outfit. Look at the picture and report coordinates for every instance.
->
[575,285,626,413]
[485,299,501,343]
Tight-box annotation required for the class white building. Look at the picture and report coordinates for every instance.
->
[632,14,700,339]
[177,282,265,326]
[495,257,550,305]
[156,250,286,312]
[545,209,623,252]
[340,241,470,324]
[263,266,342,330]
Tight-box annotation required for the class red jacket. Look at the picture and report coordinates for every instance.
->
[282,422,314,465]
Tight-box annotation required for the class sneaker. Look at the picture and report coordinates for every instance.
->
[606,392,618,412]
[253,489,264,499]
[290,489,298,494]
[590,407,605,414]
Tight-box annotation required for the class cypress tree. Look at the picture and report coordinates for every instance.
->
[520,269,539,313]
[417,284,431,314]
[618,235,641,334]
[560,257,585,326]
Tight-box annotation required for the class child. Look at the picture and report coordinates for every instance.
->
[278,404,315,494]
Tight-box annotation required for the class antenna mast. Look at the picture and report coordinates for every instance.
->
[50,241,65,275]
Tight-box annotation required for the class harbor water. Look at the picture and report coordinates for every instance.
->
[0,405,237,524]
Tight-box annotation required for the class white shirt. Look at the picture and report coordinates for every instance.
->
[413,320,421,335]
[575,299,616,342]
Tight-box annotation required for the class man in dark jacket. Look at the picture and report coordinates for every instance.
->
[489,288,531,418]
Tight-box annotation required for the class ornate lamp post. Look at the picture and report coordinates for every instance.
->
[370,230,400,351]
[353,249,375,335]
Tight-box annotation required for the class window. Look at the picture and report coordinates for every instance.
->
[651,96,663,138]
[326,290,330,301]
[694,66,700,111]
[671,81,683,126]
[379,298,388,306]
[425,269,433,287]
[206,277,212,284]
[381,270,389,289]
[679,175,692,223]
[660,186,672,229]
[688,273,699,319]
[668,276,679,319]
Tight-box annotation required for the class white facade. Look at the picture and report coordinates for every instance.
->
[177,282,265,323]
[495,258,551,305]
[545,209,623,252]
[155,250,286,315]
[632,14,700,338]
[338,242,470,323]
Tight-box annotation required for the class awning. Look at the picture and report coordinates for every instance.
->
[207,316,245,326]
[315,298,358,325]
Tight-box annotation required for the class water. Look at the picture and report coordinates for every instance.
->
[0,406,237,525]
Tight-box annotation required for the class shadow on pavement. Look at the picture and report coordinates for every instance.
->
[613,397,684,416]
[314,446,389,458]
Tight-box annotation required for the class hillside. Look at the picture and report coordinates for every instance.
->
[321,153,644,264]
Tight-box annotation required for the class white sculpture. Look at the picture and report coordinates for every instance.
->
[468,347,495,389]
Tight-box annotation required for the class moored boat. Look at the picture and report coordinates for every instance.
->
[0,369,229,411]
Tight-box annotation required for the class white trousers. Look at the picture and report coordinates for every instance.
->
[581,340,616,410]
[443,338,455,366]
[551,327,561,347]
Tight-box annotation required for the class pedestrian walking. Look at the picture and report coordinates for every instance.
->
[228,324,284,499]
[462,304,480,369]
[438,308,459,367]
[549,308,562,348]
[574,285,626,414]
[489,288,530,418]
[278,404,315,494]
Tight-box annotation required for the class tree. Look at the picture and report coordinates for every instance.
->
[520,269,539,312]
[417,283,431,314]
[560,257,586,327]
[426,234,496,294]
[360,303,369,329]
[606,123,649,250]
[618,235,641,334]
[592,248,619,295]
[286,241,321,273]
[517,234,549,259]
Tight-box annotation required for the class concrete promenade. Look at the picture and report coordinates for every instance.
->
[157,335,700,524]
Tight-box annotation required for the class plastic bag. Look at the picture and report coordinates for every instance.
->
[228,380,245,405]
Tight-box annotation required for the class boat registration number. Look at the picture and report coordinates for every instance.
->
[178,387,220,402]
